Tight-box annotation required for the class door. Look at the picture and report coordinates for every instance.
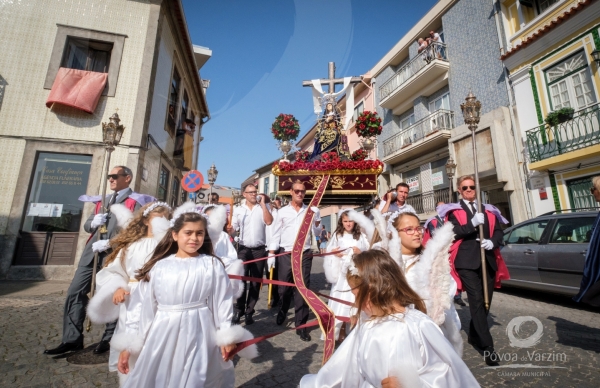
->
[538,216,595,289]
[501,220,549,283]
[567,177,596,210]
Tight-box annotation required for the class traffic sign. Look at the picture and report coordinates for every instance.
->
[181,170,204,193]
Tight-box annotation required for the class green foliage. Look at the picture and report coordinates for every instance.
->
[544,107,575,127]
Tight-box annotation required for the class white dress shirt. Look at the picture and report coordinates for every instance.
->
[265,207,279,250]
[378,200,417,214]
[269,204,320,252]
[462,199,479,216]
[231,203,270,248]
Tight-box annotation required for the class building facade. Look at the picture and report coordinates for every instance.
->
[0,0,210,279]
[501,0,600,216]
[373,0,530,224]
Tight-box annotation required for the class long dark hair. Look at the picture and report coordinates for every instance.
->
[136,212,216,281]
[334,211,362,240]
[347,249,426,327]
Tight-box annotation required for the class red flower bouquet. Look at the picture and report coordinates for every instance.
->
[355,111,382,138]
[295,150,310,162]
[351,148,368,161]
[271,113,300,141]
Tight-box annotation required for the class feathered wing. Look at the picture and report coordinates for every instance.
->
[207,205,227,243]
[370,209,389,249]
[347,210,375,242]
[323,235,341,284]
[110,204,134,228]
[171,201,197,223]
[151,216,171,242]
[387,228,403,270]
[420,222,455,325]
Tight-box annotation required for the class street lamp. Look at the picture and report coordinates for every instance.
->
[591,49,600,68]
[460,91,490,311]
[445,156,457,203]
[87,111,125,332]
[207,163,218,203]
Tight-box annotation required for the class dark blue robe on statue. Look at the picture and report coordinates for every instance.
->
[574,212,600,306]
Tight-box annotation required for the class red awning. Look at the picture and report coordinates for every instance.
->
[46,67,108,114]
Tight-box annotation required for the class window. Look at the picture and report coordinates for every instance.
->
[158,166,170,201]
[403,167,421,195]
[180,91,189,127]
[166,68,181,137]
[430,158,449,189]
[505,221,549,244]
[537,0,560,13]
[400,114,415,130]
[353,101,364,122]
[429,93,450,112]
[549,217,595,243]
[61,38,112,73]
[170,178,180,208]
[545,51,596,111]
[263,177,270,195]
[44,25,125,97]
[567,177,597,209]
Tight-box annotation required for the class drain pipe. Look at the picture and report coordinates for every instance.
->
[491,0,534,220]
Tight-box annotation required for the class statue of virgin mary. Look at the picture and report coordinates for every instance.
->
[309,101,351,161]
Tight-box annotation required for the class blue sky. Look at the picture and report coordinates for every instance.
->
[182,0,438,187]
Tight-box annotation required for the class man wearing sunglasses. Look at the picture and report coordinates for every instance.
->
[230,183,273,325]
[443,175,508,367]
[269,181,320,342]
[44,166,148,356]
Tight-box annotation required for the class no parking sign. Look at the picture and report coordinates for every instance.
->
[181,170,204,193]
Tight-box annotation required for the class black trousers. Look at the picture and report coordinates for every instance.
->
[269,248,282,307]
[63,257,116,343]
[278,249,313,327]
[235,245,267,316]
[457,263,496,349]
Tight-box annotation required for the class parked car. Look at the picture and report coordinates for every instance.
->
[500,209,598,296]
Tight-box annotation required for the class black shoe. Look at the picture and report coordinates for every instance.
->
[276,309,286,325]
[93,340,110,354]
[454,297,466,306]
[296,328,311,342]
[483,346,500,366]
[44,339,83,355]
[245,314,255,325]
[232,311,242,324]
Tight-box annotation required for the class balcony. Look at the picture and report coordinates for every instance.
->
[406,188,452,215]
[526,103,600,170]
[382,109,455,164]
[379,42,449,114]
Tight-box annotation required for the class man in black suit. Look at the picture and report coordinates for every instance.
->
[447,175,503,366]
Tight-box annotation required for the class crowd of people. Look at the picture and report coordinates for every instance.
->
[417,30,444,63]
[41,164,600,387]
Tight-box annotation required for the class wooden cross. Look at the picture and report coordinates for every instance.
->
[302,62,361,94]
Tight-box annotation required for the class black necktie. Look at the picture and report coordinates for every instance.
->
[469,201,477,215]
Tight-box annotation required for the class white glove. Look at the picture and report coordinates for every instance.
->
[90,213,108,229]
[92,239,110,253]
[267,257,276,270]
[471,212,485,227]
[481,239,494,250]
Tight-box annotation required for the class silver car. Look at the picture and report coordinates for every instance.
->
[500,211,598,296]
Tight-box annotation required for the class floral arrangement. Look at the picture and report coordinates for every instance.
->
[275,158,383,172]
[295,150,310,162]
[271,113,300,141]
[351,148,368,161]
[355,110,382,138]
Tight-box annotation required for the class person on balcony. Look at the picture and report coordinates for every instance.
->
[428,30,443,59]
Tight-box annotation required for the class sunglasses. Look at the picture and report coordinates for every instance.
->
[461,186,476,191]
[397,226,425,235]
[107,174,127,180]
[293,189,306,195]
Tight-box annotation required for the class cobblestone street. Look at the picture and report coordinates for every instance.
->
[1,257,599,387]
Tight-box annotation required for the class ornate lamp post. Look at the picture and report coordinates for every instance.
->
[460,91,490,311]
[207,163,218,203]
[445,156,457,203]
[591,49,600,68]
[87,111,125,332]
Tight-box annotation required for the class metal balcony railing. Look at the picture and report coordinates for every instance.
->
[379,42,448,101]
[526,103,600,162]
[383,109,455,157]
[406,188,452,214]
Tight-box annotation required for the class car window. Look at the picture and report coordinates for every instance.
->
[505,221,549,244]
[549,217,595,243]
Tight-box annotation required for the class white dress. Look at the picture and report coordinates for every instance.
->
[323,232,370,339]
[299,307,480,388]
[213,230,245,298]
[115,254,250,388]
[87,237,157,373]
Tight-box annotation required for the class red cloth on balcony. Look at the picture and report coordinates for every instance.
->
[46,67,108,114]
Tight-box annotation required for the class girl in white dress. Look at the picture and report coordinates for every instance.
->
[87,201,171,377]
[115,207,257,388]
[323,209,370,341]
[300,249,479,388]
